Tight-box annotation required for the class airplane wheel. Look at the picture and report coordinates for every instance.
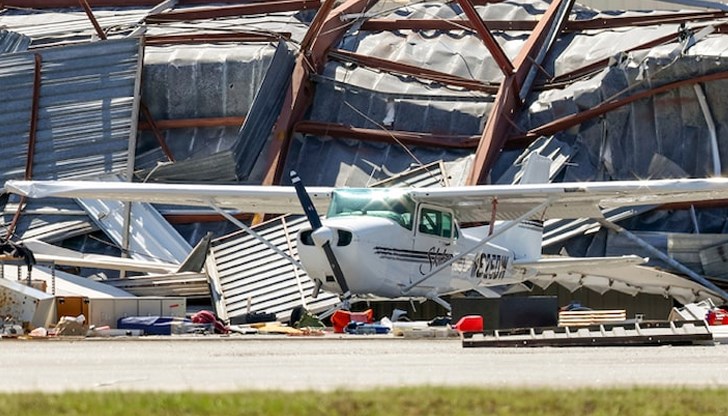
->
[289,305,305,327]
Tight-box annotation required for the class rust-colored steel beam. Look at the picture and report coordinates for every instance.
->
[550,34,675,84]
[140,103,175,161]
[509,69,728,147]
[658,199,728,211]
[145,32,291,45]
[329,49,499,93]
[457,0,513,77]
[552,22,728,84]
[164,212,254,224]
[3,0,236,7]
[146,0,321,23]
[262,0,375,186]
[298,0,336,58]
[295,121,481,149]
[79,0,107,40]
[467,0,573,185]
[139,116,244,130]
[360,11,728,32]
[7,54,43,241]
[26,54,42,182]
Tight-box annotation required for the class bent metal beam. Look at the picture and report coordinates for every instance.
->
[466,0,574,185]
[261,0,376,187]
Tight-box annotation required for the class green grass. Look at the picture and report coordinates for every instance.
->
[1,388,726,415]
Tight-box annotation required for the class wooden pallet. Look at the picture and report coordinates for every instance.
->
[558,309,626,327]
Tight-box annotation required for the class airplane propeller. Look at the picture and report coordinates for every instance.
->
[290,171,352,304]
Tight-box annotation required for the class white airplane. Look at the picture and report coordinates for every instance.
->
[5,160,728,310]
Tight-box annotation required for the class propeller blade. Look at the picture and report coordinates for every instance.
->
[321,242,350,297]
[290,170,351,301]
[290,170,322,230]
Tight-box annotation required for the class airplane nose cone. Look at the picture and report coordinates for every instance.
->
[311,226,335,247]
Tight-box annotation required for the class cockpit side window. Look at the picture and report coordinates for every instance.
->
[418,207,453,239]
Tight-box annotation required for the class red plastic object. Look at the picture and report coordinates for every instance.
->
[331,309,373,333]
[707,309,728,325]
[192,310,229,334]
[453,315,484,333]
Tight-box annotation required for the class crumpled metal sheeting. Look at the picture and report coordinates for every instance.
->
[0,198,97,243]
[138,43,279,163]
[0,8,311,47]
[293,62,484,187]
[350,8,526,84]
[284,132,473,187]
[141,41,295,182]
[309,70,488,131]
[142,12,312,41]
[521,37,728,182]
[0,29,30,54]
[386,0,586,22]
[546,25,679,78]
[234,41,295,182]
[0,9,148,47]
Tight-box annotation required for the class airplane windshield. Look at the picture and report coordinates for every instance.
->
[327,189,415,230]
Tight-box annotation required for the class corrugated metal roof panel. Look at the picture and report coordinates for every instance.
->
[521,35,728,182]
[0,29,30,54]
[233,41,295,181]
[138,41,294,176]
[495,136,573,184]
[0,37,141,183]
[0,198,97,242]
[0,9,148,46]
[0,9,310,47]
[605,231,728,272]
[284,133,473,186]
[207,215,339,323]
[369,161,449,188]
[76,193,192,265]
[103,272,209,298]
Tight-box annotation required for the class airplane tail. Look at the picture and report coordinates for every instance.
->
[492,154,550,261]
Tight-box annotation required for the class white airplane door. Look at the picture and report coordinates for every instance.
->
[411,204,457,284]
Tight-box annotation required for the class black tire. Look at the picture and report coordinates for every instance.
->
[289,305,305,327]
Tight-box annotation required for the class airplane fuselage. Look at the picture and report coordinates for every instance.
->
[296,189,541,301]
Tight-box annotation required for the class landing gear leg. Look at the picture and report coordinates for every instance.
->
[428,295,451,312]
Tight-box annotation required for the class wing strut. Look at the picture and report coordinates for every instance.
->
[207,200,303,270]
[597,218,728,301]
[401,198,552,294]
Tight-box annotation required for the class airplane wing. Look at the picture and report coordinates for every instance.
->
[514,255,722,305]
[408,177,728,222]
[3,180,334,215]
[5,177,728,221]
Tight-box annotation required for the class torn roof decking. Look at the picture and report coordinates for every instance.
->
[4,5,728,212]
[519,36,728,182]
[276,2,728,187]
[8,2,728,188]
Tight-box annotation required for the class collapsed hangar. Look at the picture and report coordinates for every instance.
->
[2,0,728,321]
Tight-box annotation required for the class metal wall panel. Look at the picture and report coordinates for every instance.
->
[208,215,339,323]
[234,41,295,181]
[0,37,142,183]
